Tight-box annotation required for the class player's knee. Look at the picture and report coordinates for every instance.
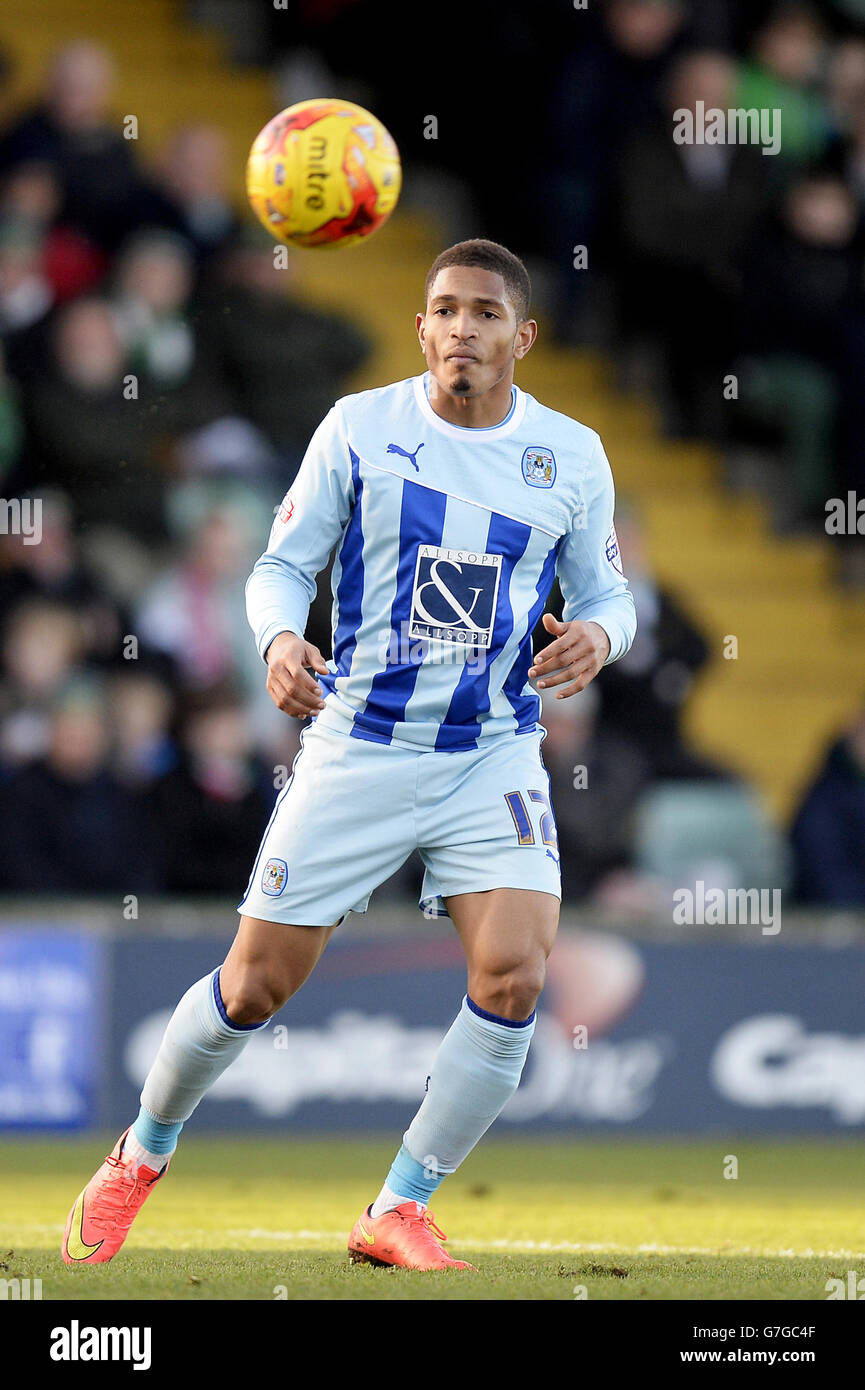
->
[219,968,295,1026]
[469,960,546,1023]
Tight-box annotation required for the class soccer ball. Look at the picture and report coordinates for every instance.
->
[245,98,402,250]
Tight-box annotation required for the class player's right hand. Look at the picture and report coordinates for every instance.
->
[264,631,329,718]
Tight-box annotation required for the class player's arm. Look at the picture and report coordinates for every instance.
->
[529,433,637,699]
[245,405,353,716]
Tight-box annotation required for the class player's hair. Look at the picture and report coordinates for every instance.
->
[425,239,531,323]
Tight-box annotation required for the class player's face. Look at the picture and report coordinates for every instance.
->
[417,266,536,402]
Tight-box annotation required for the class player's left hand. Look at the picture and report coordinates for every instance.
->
[528,614,611,698]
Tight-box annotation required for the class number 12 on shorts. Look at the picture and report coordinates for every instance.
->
[505,789,558,850]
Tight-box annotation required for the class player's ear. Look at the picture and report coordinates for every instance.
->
[416,311,425,350]
[513,318,537,360]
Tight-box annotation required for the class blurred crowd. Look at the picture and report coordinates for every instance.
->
[0,9,862,908]
[269,0,865,532]
[0,39,369,895]
[556,0,865,536]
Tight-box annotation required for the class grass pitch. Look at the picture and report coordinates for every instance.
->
[1,1135,862,1301]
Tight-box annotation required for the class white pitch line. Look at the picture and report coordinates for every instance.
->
[227,1230,865,1259]
[12,1223,863,1261]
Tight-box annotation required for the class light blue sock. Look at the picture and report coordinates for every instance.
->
[383,994,536,1204]
[132,1104,183,1156]
[136,968,268,1154]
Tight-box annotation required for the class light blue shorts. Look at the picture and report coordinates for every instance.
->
[237,719,561,926]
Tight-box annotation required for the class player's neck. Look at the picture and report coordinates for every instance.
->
[427,375,515,429]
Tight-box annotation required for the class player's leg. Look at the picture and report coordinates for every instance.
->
[219,912,339,1022]
[62,914,338,1266]
[350,887,556,1271]
[388,887,557,1188]
[64,720,418,1265]
[132,914,341,1157]
[393,887,556,1185]
[447,884,558,1020]
[349,730,560,1269]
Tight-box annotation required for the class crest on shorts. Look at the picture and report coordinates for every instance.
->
[261,857,288,896]
[521,447,556,488]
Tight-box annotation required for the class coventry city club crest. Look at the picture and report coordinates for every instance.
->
[521,447,556,488]
[261,857,288,896]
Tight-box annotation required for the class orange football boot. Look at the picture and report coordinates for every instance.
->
[61,1128,168,1265]
[348,1202,477,1271]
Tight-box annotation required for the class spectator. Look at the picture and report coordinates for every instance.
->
[537,0,688,343]
[594,506,728,780]
[0,42,169,252]
[825,38,865,150]
[107,666,178,789]
[0,599,84,770]
[0,675,161,890]
[0,490,126,662]
[112,230,200,391]
[615,49,768,438]
[145,684,273,893]
[0,216,55,380]
[171,415,280,484]
[539,681,651,902]
[0,160,108,303]
[150,124,242,272]
[736,170,862,525]
[198,223,370,469]
[22,296,173,542]
[790,703,865,904]
[110,228,251,457]
[737,2,832,170]
[134,495,263,695]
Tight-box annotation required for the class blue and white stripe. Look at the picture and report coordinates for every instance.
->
[245,374,636,751]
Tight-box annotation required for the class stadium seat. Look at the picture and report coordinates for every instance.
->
[632,780,792,892]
